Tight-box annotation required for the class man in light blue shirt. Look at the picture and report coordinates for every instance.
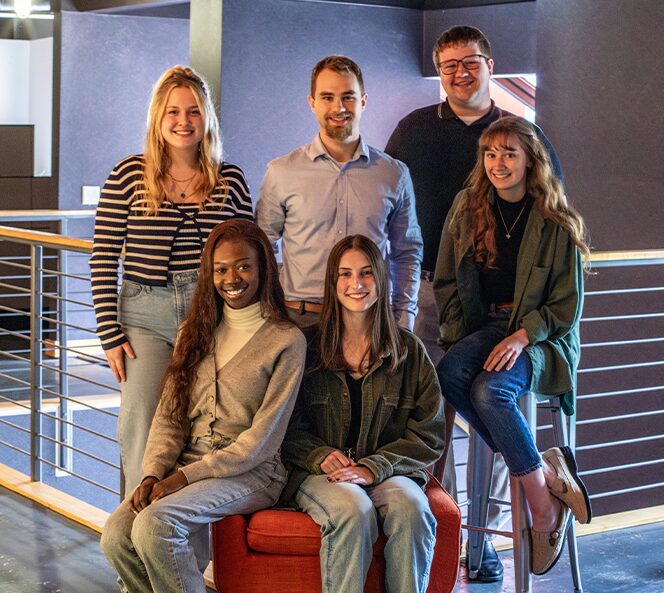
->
[257,55,422,329]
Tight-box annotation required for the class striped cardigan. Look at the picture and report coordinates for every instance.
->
[90,155,254,351]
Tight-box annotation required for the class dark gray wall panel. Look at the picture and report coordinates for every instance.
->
[536,0,664,250]
[0,178,32,209]
[220,0,439,196]
[423,2,537,77]
[0,126,34,178]
[58,11,189,209]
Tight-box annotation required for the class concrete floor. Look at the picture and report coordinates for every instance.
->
[1,485,663,593]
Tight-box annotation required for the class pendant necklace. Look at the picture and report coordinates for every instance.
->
[496,199,528,239]
[168,172,196,200]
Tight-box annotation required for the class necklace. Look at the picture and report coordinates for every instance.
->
[496,199,528,239]
[167,172,197,200]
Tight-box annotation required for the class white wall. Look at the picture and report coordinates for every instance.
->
[0,37,53,176]
[29,37,53,176]
[0,39,30,123]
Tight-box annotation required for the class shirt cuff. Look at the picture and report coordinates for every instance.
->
[394,309,415,331]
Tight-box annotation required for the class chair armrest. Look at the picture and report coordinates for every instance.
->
[425,470,461,593]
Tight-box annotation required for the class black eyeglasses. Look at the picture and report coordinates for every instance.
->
[437,54,489,75]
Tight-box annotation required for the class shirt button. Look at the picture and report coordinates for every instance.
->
[208,395,214,401]
[339,199,344,204]
[338,230,343,235]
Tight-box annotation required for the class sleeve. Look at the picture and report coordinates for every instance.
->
[533,124,564,184]
[387,163,423,330]
[358,337,445,484]
[433,192,467,345]
[140,377,191,481]
[220,162,254,220]
[384,119,407,160]
[281,375,338,475]
[178,331,307,483]
[89,158,135,351]
[256,161,286,254]
[519,229,583,345]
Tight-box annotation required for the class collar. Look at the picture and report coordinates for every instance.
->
[438,99,503,126]
[221,301,265,329]
[306,134,370,164]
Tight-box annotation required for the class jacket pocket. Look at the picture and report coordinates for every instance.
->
[376,391,414,429]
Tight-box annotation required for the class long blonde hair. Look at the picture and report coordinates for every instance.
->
[459,116,589,267]
[143,65,227,214]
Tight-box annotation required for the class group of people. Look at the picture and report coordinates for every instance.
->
[91,23,592,593]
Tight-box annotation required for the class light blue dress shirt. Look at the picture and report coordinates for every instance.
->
[257,135,423,328]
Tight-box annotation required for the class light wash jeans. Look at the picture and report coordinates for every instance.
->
[116,271,197,494]
[296,474,436,593]
[101,438,287,593]
[416,280,510,535]
[437,314,540,477]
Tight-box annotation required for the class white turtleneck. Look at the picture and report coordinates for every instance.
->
[214,301,267,370]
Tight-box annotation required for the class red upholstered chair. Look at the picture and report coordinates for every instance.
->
[211,474,461,593]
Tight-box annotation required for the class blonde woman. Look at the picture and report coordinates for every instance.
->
[435,116,591,575]
[90,66,253,492]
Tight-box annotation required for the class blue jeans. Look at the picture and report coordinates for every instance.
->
[296,474,436,593]
[117,271,197,493]
[437,316,541,477]
[101,439,287,593]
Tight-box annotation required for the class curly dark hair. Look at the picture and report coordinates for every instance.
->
[160,219,290,427]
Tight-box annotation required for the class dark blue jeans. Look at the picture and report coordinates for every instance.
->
[436,316,541,477]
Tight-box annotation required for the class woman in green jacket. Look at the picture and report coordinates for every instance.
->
[434,117,591,575]
[283,235,445,593]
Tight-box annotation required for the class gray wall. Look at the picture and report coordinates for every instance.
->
[536,0,664,251]
[58,11,189,210]
[219,0,440,195]
[535,0,664,516]
[423,1,537,76]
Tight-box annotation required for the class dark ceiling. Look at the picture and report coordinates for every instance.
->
[0,0,530,20]
[67,0,529,16]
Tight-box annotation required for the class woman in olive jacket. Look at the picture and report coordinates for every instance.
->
[282,235,445,593]
[434,117,591,576]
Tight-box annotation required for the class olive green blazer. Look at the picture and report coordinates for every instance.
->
[433,189,584,415]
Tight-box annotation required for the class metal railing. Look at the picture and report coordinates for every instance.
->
[0,215,662,521]
[0,213,121,514]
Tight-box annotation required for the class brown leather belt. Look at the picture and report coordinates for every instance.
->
[285,300,323,315]
[489,302,514,313]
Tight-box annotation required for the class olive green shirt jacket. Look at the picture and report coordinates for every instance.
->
[433,190,584,415]
[281,330,445,500]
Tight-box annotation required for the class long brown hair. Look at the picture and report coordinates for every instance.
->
[457,116,589,268]
[161,220,290,426]
[143,65,226,214]
[313,235,406,375]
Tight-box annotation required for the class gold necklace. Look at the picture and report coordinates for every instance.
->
[496,199,528,239]
[168,172,197,200]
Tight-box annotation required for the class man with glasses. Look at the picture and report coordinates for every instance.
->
[386,25,562,583]
[258,55,422,330]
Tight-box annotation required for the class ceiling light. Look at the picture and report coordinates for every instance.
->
[14,0,32,19]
